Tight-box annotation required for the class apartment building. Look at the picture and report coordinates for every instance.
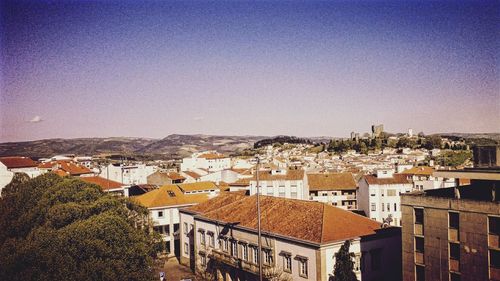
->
[180,151,231,172]
[248,169,308,200]
[99,163,156,185]
[179,193,402,281]
[358,168,413,226]
[401,146,500,281]
[308,172,358,210]
[400,166,455,191]
[133,182,218,256]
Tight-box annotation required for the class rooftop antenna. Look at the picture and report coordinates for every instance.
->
[256,155,263,281]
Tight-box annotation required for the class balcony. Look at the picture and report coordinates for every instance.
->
[344,195,356,200]
[209,249,270,275]
[415,252,424,264]
[489,234,499,249]
[449,259,460,272]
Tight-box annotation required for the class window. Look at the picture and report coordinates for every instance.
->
[415,208,424,225]
[184,242,189,255]
[370,249,381,271]
[200,231,206,245]
[241,243,248,261]
[208,232,215,247]
[291,192,298,198]
[449,242,460,261]
[386,203,390,212]
[184,222,188,234]
[200,253,206,266]
[449,212,459,229]
[231,240,238,257]
[370,193,376,197]
[490,249,500,269]
[381,203,384,212]
[223,239,229,252]
[298,258,308,278]
[394,203,397,212]
[282,254,292,272]
[489,216,500,235]
[354,253,360,271]
[415,237,424,253]
[252,246,259,264]
[264,249,273,265]
[371,203,376,211]
[158,211,164,218]
[415,264,425,281]
[450,272,460,281]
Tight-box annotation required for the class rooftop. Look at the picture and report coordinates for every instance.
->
[186,194,383,244]
[307,173,357,191]
[80,176,124,191]
[0,156,37,169]
[132,184,211,208]
[363,174,410,185]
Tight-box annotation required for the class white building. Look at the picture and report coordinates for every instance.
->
[0,157,42,195]
[308,173,358,210]
[179,193,402,281]
[249,169,307,200]
[133,181,218,256]
[400,166,456,190]
[358,169,413,226]
[99,163,157,185]
[180,151,231,172]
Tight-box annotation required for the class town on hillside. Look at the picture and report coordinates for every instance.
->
[1,126,499,281]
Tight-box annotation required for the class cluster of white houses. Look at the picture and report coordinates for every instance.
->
[1,149,480,281]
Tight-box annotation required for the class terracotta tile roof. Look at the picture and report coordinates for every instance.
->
[186,192,248,214]
[251,169,305,181]
[0,157,37,169]
[132,184,210,208]
[307,173,357,191]
[177,181,219,192]
[198,153,227,160]
[38,161,92,175]
[400,166,434,176]
[184,171,201,179]
[53,170,68,177]
[363,174,410,185]
[148,171,186,181]
[80,176,124,191]
[58,161,92,175]
[231,168,252,175]
[230,178,251,186]
[189,195,382,244]
[167,171,185,181]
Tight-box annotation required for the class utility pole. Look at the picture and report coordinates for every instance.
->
[256,156,263,281]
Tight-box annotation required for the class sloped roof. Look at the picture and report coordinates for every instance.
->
[0,157,37,169]
[401,166,434,176]
[38,160,92,175]
[177,181,219,192]
[251,169,304,181]
[132,184,210,208]
[184,171,202,179]
[307,173,357,191]
[198,153,227,160]
[80,176,124,191]
[189,195,382,244]
[148,171,186,181]
[230,178,251,186]
[364,174,410,185]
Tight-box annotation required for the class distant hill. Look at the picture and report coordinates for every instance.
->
[0,135,265,159]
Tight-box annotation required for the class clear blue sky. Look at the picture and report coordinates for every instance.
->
[1,0,499,142]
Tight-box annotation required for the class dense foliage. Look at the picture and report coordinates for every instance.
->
[330,240,358,281]
[254,136,313,148]
[0,173,157,281]
[433,150,472,167]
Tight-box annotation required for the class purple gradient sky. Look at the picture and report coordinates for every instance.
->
[1,0,499,142]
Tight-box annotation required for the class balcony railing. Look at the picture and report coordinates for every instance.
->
[209,249,270,274]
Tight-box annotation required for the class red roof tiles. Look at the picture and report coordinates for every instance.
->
[364,174,410,185]
[0,157,37,169]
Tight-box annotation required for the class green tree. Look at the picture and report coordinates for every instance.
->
[329,240,358,281]
[0,173,157,281]
[359,142,368,155]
